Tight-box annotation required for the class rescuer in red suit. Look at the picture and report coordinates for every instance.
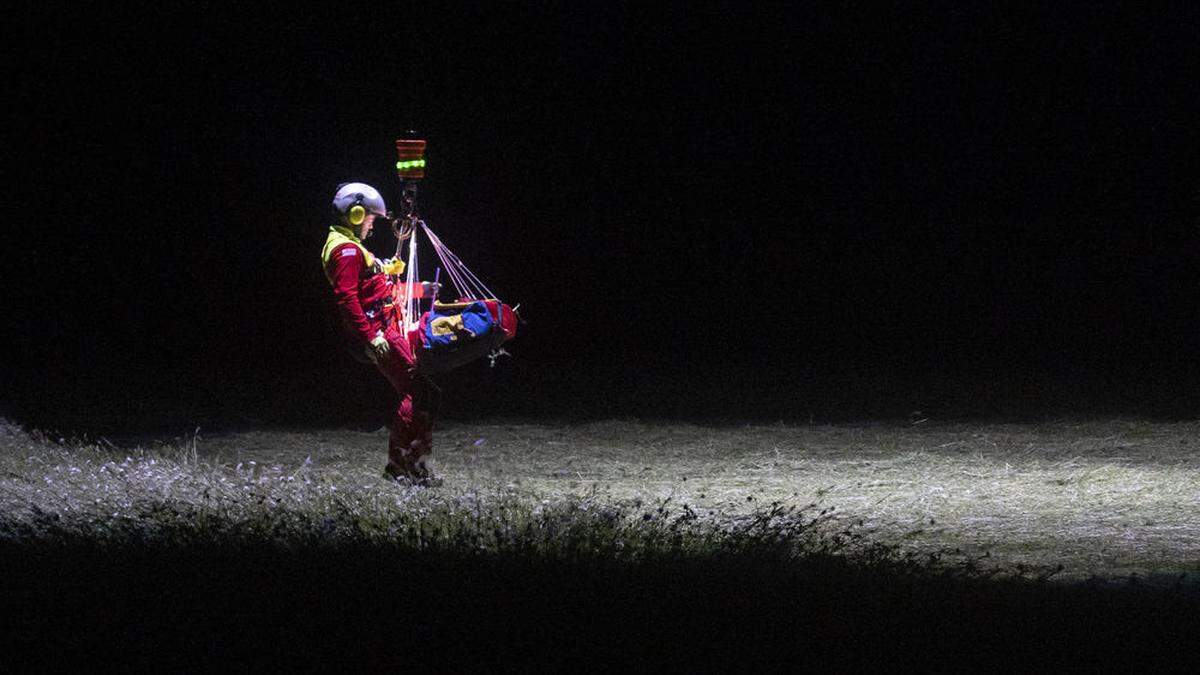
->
[321,182,441,485]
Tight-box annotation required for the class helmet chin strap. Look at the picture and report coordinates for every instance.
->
[361,212,395,240]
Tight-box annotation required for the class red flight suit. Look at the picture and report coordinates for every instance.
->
[322,228,433,478]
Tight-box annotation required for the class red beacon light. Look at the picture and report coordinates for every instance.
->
[395,138,427,180]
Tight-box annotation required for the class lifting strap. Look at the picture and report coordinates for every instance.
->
[390,220,504,333]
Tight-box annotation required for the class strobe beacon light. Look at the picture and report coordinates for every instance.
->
[396,137,427,180]
[385,133,519,373]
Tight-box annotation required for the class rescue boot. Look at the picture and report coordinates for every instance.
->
[382,460,443,488]
[408,457,444,487]
[383,461,409,481]
[414,474,445,488]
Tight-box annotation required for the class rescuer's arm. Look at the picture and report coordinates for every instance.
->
[369,250,438,299]
[328,246,388,356]
[375,278,439,298]
[373,261,438,302]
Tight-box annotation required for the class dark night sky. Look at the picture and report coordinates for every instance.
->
[6,3,1199,430]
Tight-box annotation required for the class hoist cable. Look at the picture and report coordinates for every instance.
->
[424,226,478,300]
[404,221,420,332]
[424,225,499,300]
[427,230,473,300]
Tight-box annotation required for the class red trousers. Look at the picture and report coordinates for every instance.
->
[375,323,434,475]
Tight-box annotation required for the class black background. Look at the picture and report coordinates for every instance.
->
[6,3,1199,433]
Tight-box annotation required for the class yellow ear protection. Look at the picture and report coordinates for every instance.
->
[347,194,367,226]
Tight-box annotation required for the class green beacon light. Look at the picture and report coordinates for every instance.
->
[396,138,427,180]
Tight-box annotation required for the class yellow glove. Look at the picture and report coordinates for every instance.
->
[368,335,391,362]
[379,258,406,276]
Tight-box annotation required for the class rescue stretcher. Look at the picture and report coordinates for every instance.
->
[391,136,518,374]
[409,299,518,374]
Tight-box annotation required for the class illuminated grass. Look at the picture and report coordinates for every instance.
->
[5,417,1200,668]
[0,421,894,573]
[2,417,1198,582]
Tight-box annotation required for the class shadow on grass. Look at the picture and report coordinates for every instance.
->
[2,524,1197,670]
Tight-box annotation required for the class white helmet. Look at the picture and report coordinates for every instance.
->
[332,182,388,226]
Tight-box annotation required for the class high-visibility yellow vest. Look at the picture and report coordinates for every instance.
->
[321,226,406,281]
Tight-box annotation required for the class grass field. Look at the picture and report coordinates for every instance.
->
[434,418,1200,583]
[5,417,1197,582]
[3,416,1199,668]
